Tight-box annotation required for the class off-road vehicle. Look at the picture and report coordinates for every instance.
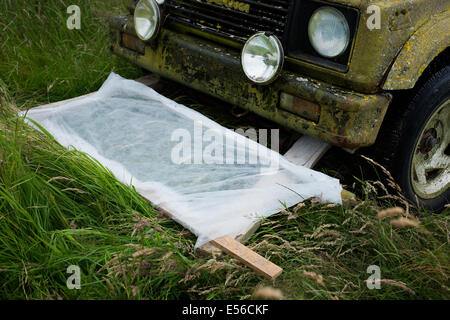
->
[110,0,449,211]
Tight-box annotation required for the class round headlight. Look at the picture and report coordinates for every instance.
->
[308,6,350,58]
[241,32,284,85]
[134,0,161,41]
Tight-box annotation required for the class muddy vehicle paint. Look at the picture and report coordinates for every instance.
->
[110,0,449,211]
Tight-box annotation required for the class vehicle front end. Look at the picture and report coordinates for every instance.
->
[110,0,403,149]
[110,0,449,210]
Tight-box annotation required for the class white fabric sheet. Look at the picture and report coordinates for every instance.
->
[25,73,342,248]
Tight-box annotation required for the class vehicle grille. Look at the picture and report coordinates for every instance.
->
[165,0,292,43]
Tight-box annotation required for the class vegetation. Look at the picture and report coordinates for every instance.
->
[0,0,448,300]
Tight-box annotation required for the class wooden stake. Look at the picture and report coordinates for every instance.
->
[211,235,283,281]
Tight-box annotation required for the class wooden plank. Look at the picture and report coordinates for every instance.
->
[284,135,331,168]
[211,235,283,280]
[135,74,160,87]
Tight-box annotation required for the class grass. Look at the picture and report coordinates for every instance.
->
[0,0,449,300]
[0,0,142,108]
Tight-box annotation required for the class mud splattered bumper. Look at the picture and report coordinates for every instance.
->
[110,15,391,149]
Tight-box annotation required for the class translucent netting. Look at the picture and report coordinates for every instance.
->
[25,73,342,248]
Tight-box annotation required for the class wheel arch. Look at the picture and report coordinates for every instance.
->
[382,11,450,90]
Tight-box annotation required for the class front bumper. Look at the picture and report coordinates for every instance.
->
[110,15,391,149]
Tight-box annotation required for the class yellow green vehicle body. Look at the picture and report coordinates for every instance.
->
[109,0,450,149]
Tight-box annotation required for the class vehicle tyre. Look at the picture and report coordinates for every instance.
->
[376,65,449,212]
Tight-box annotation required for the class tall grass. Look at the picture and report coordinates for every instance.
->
[0,0,448,300]
[0,0,141,108]
[0,100,193,299]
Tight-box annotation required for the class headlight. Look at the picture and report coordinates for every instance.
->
[308,6,350,58]
[241,32,284,85]
[134,0,161,41]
